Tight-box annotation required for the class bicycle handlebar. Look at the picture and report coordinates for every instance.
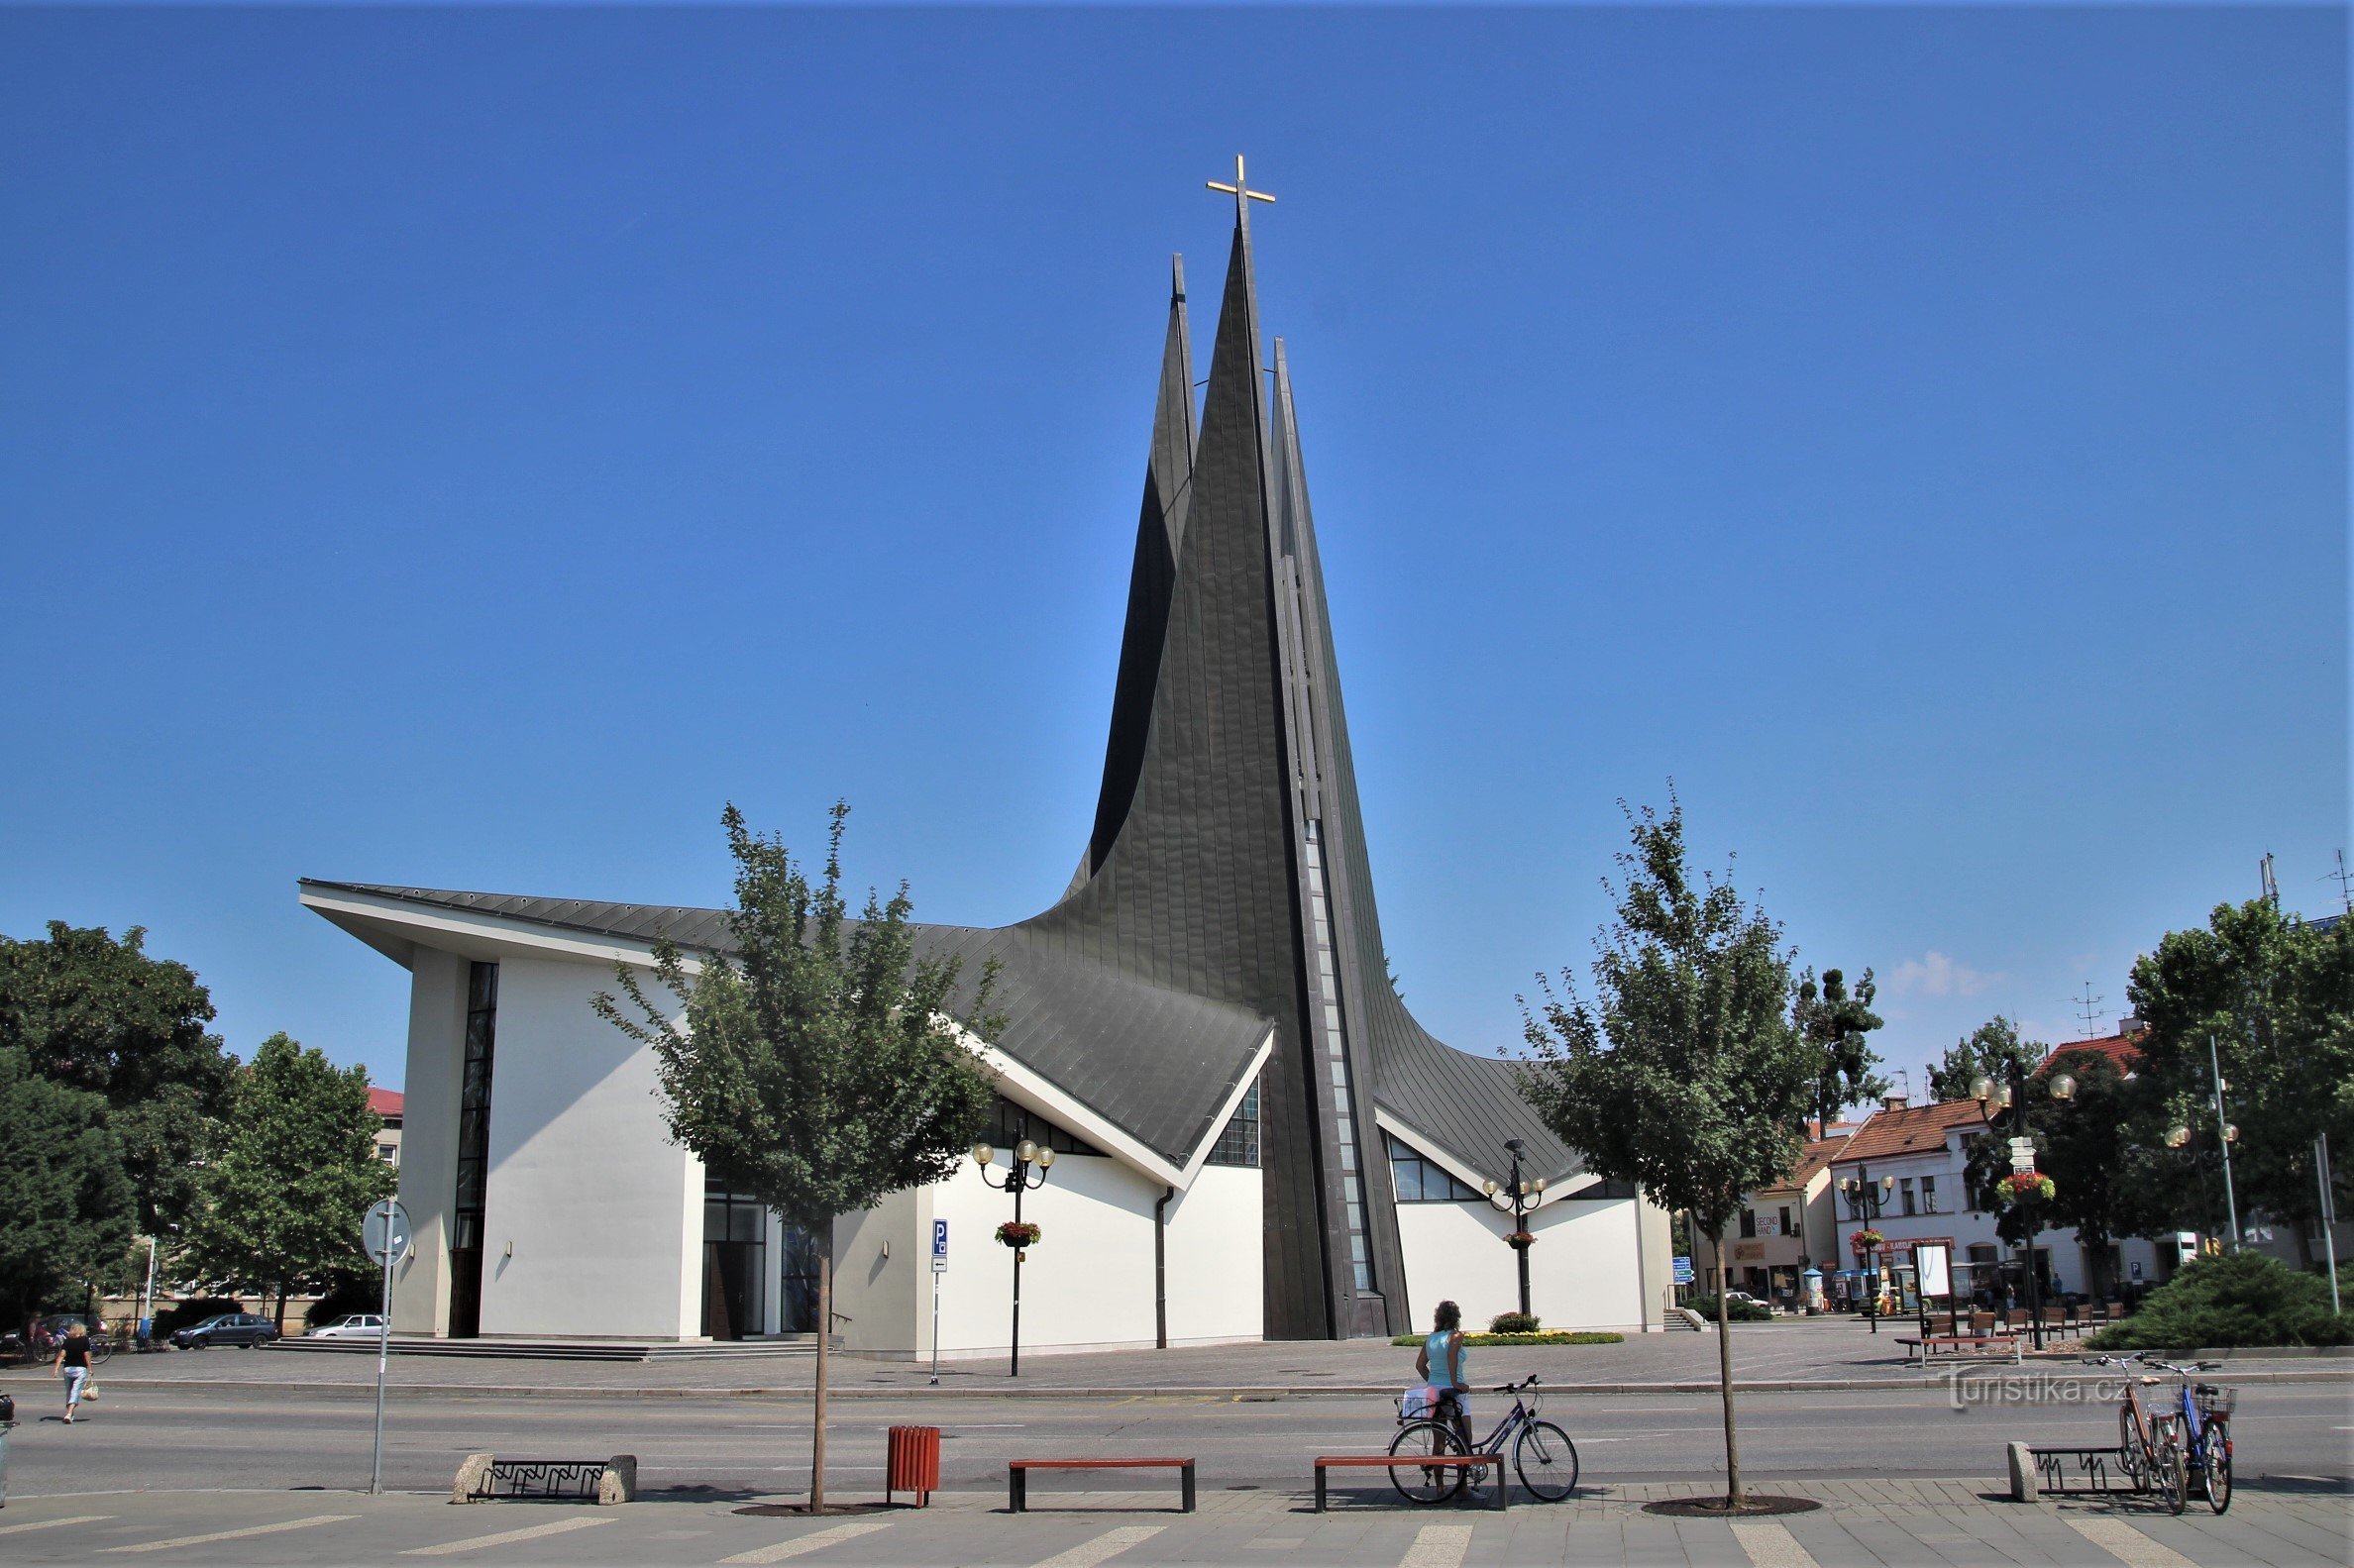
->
[1489,1374,1541,1394]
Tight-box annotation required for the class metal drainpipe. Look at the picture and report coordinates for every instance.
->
[1154,1187,1175,1349]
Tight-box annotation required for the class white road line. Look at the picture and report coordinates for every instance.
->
[1399,1522,1474,1568]
[399,1516,615,1556]
[1028,1524,1166,1568]
[1729,1518,1822,1568]
[101,1514,359,1554]
[0,1515,112,1536]
[718,1519,893,1564]
[2064,1516,2200,1568]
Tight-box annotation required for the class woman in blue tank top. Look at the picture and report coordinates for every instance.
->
[1413,1300,1469,1447]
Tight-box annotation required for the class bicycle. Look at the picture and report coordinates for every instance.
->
[2135,1354,2232,1516]
[1388,1373,1579,1505]
[2085,1354,2189,1514]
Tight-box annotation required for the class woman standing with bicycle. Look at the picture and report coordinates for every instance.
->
[1413,1300,1471,1451]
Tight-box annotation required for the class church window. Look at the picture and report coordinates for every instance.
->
[990,1095,1101,1157]
[1387,1135,1479,1202]
[449,962,497,1339]
[1206,1082,1260,1167]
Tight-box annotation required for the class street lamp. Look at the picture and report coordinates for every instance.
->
[1969,1061,2072,1350]
[1837,1169,1896,1332]
[1485,1139,1548,1318]
[972,1137,1054,1376]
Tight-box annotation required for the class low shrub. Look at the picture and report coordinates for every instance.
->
[1389,1330,1623,1347]
[1682,1294,1771,1323]
[2086,1252,2349,1351]
[1489,1311,1542,1334]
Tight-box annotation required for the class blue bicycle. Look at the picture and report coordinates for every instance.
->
[2087,1353,2231,1515]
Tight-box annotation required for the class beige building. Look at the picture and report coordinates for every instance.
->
[1707,1134,1845,1306]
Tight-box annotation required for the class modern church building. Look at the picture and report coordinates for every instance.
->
[304,174,1674,1353]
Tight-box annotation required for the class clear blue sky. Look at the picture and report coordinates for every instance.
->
[2,6,2344,1099]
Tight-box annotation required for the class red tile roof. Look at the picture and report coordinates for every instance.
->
[1829,1098,1985,1165]
[2040,1032,2144,1076]
[367,1087,404,1118]
[1759,1136,1844,1197]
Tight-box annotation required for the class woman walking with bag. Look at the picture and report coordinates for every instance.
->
[54,1321,93,1422]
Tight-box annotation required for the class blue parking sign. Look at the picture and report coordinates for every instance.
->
[931,1218,949,1272]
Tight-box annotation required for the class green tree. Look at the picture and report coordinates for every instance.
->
[1791,967,1886,1126]
[1517,797,1815,1511]
[180,1034,394,1324]
[0,922,236,1236]
[0,1045,138,1326]
[595,803,999,1514]
[1927,1016,2045,1104]
[2128,899,2353,1265]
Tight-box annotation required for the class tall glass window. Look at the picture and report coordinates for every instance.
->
[1206,1081,1260,1167]
[701,1183,769,1341]
[1302,820,1374,1294]
[448,962,497,1338]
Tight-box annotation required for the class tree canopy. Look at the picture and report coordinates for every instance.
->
[1791,966,1885,1126]
[0,1044,138,1324]
[1927,1016,2045,1105]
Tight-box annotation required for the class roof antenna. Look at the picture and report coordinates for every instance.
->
[2325,850,2352,916]
[2064,983,2104,1041]
[2260,852,2280,909]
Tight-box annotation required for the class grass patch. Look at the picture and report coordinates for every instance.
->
[1387,1330,1624,1347]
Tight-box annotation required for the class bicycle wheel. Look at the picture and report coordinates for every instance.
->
[2151,1422,2188,1516]
[2198,1423,2231,1515]
[1387,1419,1467,1506]
[2116,1405,2146,1488]
[89,1338,116,1366]
[1514,1418,1580,1502]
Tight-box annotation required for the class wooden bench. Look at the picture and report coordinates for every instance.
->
[1007,1457,1196,1513]
[1312,1453,1507,1512]
[1894,1335,2016,1364]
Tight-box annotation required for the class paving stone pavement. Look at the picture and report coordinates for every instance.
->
[0,1477,2343,1565]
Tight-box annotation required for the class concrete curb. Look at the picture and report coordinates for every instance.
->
[9,1367,2347,1402]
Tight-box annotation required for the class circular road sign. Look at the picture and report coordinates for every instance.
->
[364,1199,413,1266]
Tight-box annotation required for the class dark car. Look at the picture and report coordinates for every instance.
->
[171,1312,279,1349]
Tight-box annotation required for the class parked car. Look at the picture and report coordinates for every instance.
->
[1723,1291,1774,1313]
[306,1314,388,1340]
[172,1312,279,1349]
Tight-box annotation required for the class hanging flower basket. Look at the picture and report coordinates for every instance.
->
[1504,1230,1537,1251]
[1996,1172,2055,1205]
[996,1220,1041,1249]
[1851,1228,1885,1254]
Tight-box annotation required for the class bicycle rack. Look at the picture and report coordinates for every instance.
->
[2029,1446,2142,1496]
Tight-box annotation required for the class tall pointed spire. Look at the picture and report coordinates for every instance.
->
[1073,256,1196,889]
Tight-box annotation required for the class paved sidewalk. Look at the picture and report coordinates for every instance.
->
[6,1322,2345,1402]
[0,1474,2342,1565]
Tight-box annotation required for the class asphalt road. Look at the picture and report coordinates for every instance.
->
[8,1383,2348,1501]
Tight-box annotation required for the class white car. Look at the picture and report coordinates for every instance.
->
[307,1314,389,1340]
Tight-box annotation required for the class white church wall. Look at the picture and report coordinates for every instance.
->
[1161,1164,1264,1345]
[390,950,467,1335]
[473,954,700,1340]
[1395,1194,1649,1334]
[833,1186,924,1354]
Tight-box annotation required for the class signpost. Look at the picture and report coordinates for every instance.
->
[928,1219,948,1386]
[1671,1255,1694,1286]
[363,1199,412,1496]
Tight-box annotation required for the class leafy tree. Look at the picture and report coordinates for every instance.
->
[1927,1016,2044,1104]
[1791,967,1886,1125]
[595,803,999,1514]
[2127,899,2353,1267]
[0,1045,138,1327]
[0,922,236,1235]
[179,1034,394,1324]
[1518,796,1814,1511]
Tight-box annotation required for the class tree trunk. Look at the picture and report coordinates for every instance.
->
[809,1234,831,1514]
[1714,1226,1742,1508]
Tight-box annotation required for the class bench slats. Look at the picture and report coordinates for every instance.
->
[1313,1452,1506,1513]
[1008,1457,1195,1514]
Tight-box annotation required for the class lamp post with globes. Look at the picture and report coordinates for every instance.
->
[971,1136,1054,1376]
[1483,1138,1549,1319]
[1835,1168,1895,1331]
[2164,1036,2241,1250]
[1968,1061,2075,1351]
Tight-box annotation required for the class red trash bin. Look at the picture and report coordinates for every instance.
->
[886,1424,939,1506]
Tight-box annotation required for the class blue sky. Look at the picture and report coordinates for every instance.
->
[2,6,2344,1099]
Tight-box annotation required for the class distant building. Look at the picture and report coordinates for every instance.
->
[1712,1135,1846,1306]
[369,1087,402,1168]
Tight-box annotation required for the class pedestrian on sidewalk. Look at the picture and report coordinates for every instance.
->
[53,1321,93,1422]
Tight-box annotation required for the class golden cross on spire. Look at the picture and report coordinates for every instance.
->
[1206,154,1275,213]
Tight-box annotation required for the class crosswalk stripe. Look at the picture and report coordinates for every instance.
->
[2065,1516,2200,1568]
[100,1514,359,1553]
[1028,1524,1165,1568]
[0,1516,112,1536]
[719,1519,893,1564]
[399,1516,615,1556]
[1730,1518,1822,1568]
[1400,1523,1474,1568]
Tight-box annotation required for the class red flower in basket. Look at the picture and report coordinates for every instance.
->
[1850,1228,1885,1253]
[996,1220,1041,1249]
[1995,1172,2055,1205]
[1504,1230,1537,1251]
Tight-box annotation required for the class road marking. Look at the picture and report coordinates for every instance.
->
[1730,1518,1822,1568]
[2064,1517,2199,1568]
[1400,1523,1474,1568]
[720,1520,893,1564]
[102,1515,359,1553]
[1028,1524,1165,1568]
[0,1516,112,1536]
[400,1516,615,1556]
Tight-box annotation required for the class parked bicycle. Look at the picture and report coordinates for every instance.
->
[1388,1373,1578,1505]
[2131,1354,2232,1515]
[2085,1353,2199,1514]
